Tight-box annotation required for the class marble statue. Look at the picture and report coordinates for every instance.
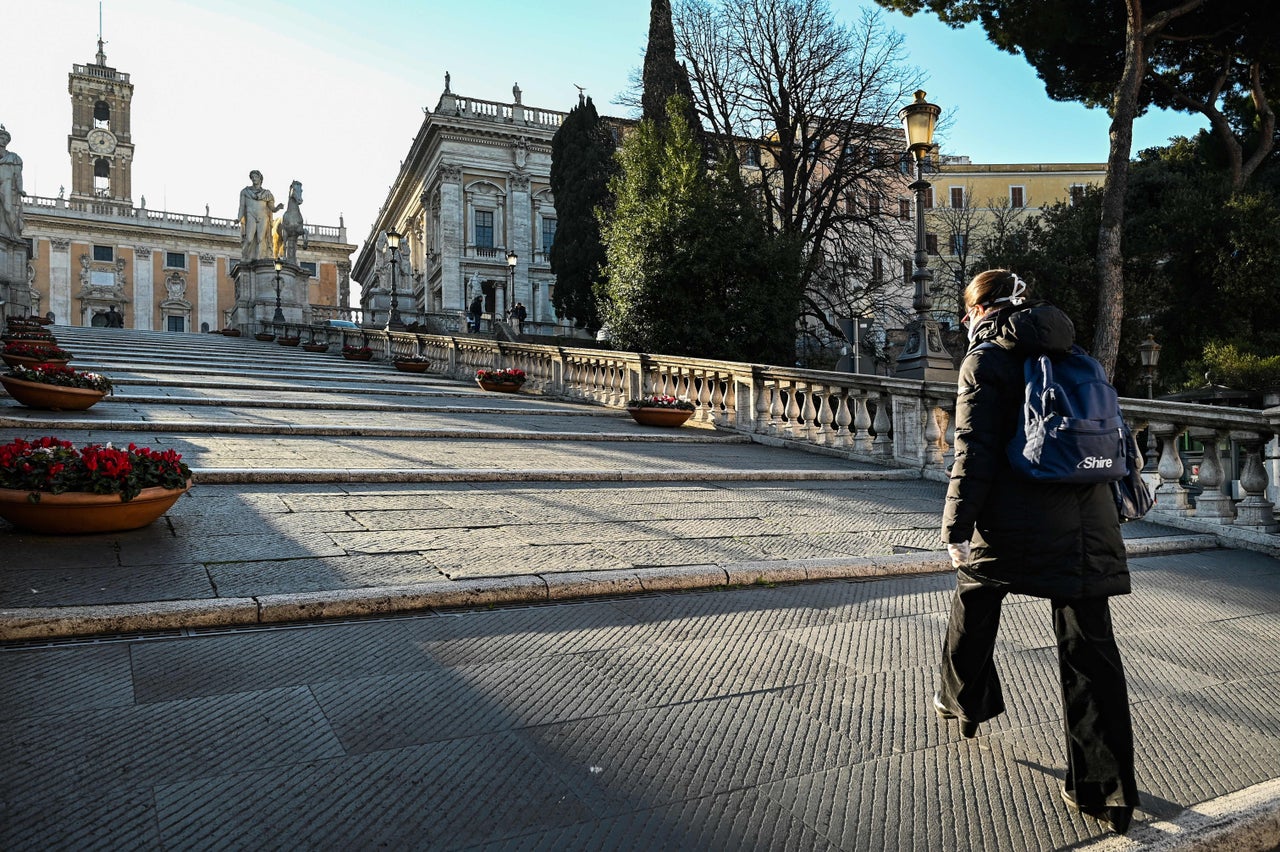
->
[272,180,308,263]
[237,170,282,262]
[0,125,24,242]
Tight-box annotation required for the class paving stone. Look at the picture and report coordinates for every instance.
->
[0,786,162,852]
[0,686,344,801]
[207,553,450,597]
[150,732,598,849]
[128,620,427,702]
[0,561,213,607]
[429,543,629,577]
[0,644,135,721]
[519,690,864,813]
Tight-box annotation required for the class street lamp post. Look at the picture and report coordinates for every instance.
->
[1138,333,1162,469]
[385,228,405,331]
[894,90,956,382]
[1138,333,1161,399]
[272,257,285,323]
[505,250,517,324]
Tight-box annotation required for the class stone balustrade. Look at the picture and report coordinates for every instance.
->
[267,321,1280,546]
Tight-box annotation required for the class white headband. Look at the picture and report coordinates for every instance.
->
[988,274,1027,307]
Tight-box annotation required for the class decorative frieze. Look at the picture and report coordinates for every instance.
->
[133,246,152,258]
[50,237,71,251]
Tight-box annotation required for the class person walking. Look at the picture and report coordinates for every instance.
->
[468,294,483,333]
[937,268,1138,835]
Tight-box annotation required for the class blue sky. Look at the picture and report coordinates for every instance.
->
[6,0,1206,252]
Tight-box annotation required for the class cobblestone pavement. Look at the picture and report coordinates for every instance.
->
[1,327,1278,850]
[2,549,1278,850]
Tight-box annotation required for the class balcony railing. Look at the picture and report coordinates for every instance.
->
[262,321,1280,549]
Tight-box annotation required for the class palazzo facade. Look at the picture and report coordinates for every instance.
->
[19,42,354,331]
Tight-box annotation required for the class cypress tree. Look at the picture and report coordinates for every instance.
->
[642,0,701,134]
[549,95,615,330]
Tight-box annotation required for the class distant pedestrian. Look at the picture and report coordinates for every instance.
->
[468,295,483,333]
[513,301,527,335]
[937,269,1138,835]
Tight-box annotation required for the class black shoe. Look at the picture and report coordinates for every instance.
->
[932,692,979,738]
[1061,789,1133,835]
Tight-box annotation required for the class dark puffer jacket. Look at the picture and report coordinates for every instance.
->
[941,301,1130,600]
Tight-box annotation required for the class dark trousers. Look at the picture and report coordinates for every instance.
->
[939,570,1139,809]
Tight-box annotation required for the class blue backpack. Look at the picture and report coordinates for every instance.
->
[980,343,1130,483]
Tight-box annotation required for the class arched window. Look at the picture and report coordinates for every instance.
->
[94,100,111,129]
[93,157,111,196]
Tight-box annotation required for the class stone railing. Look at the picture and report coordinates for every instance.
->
[23,194,346,243]
[265,322,1280,545]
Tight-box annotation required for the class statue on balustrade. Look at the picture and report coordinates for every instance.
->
[237,170,282,262]
[0,125,24,242]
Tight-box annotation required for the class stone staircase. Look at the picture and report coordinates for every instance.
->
[0,326,1213,640]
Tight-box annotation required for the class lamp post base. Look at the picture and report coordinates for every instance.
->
[895,317,958,383]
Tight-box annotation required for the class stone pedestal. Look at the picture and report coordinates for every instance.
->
[229,258,306,329]
[0,236,32,319]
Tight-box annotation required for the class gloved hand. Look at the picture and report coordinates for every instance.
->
[947,542,971,569]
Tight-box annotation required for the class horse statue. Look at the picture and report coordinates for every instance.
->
[272,180,309,263]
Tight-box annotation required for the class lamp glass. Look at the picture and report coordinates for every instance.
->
[899,90,940,153]
[274,258,282,272]
[506,251,518,267]
[1138,334,1162,368]
[386,229,401,251]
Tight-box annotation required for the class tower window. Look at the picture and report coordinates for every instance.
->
[541,217,556,255]
[300,261,317,277]
[94,157,111,196]
[94,100,111,129]
[93,244,114,262]
[474,210,494,249]
[166,252,187,269]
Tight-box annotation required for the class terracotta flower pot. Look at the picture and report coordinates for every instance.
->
[3,353,72,369]
[476,379,523,393]
[1,375,106,411]
[221,329,242,337]
[0,481,190,534]
[254,333,275,342]
[394,361,430,373]
[343,350,374,361]
[277,337,301,346]
[627,406,694,427]
[302,343,329,353]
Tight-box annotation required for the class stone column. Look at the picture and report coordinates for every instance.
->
[132,246,153,329]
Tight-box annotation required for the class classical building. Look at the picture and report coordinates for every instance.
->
[20,41,355,331]
[354,80,570,335]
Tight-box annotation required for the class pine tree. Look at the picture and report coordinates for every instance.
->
[548,95,615,330]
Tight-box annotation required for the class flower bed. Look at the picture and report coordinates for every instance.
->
[394,354,431,373]
[0,436,191,502]
[475,368,526,385]
[4,364,111,393]
[342,345,374,361]
[626,394,695,411]
[0,437,192,532]
[3,342,73,368]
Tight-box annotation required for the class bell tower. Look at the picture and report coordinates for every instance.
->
[68,36,135,207]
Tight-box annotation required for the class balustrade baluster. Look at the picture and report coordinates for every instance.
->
[769,380,785,436]
[872,393,893,457]
[833,390,852,447]
[1152,422,1194,515]
[814,385,833,445]
[755,381,772,433]
[1235,439,1280,532]
[1190,428,1234,521]
[797,383,816,441]
[854,393,873,454]
[923,402,944,467]
[783,383,801,438]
